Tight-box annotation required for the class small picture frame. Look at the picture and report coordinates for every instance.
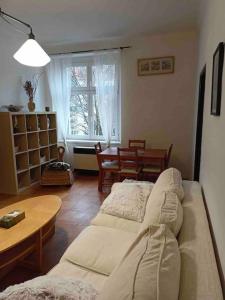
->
[138,56,175,76]
[211,42,224,116]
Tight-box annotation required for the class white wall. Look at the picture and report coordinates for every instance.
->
[197,0,225,274]
[46,30,198,178]
[0,24,46,111]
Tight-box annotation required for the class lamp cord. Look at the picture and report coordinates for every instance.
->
[0,15,27,36]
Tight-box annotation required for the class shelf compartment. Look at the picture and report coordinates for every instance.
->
[27,132,39,150]
[47,114,56,129]
[29,149,40,167]
[30,166,41,183]
[50,144,58,160]
[16,152,29,172]
[12,115,26,133]
[26,114,38,132]
[48,129,57,144]
[14,134,28,153]
[17,171,30,189]
[37,114,48,130]
[39,131,48,147]
[40,147,50,164]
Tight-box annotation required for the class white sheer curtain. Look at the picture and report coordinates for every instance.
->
[94,50,121,146]
[46,56,72,145]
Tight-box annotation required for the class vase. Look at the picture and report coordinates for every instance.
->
[28,98,35,112]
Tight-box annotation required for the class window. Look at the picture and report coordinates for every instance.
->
[68,57,120,141]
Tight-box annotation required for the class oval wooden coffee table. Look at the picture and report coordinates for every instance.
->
[0,195,61,278]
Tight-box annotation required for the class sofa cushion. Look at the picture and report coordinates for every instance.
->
[91,213,141,233]
[98,224,180,300]
[154,168,184,201]
[140,190,183,236]
[101,183,152,222]
[61,225,136,276]
[49,260,107,292]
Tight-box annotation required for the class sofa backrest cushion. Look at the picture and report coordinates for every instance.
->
[98,224,180,300]
[153,168,184,201]
[140,190,183,236]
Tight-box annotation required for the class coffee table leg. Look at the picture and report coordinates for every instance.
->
[35,229,43,272]
[21,229,43,273]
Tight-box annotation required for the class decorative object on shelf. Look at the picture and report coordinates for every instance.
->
[37,116,41,130]
[0,210,25,228]
[0,8,50,67]
[40,155,46,164]
[45,106,50,112]
[16,160,20,171]
[1,105,23,112]
[211,42,224,116]
[14,146,19,153]
[47,116,50,128]
[23,72,43,112]
[138,56,175,76]
[13,116,19,133]
[24,81,35,112]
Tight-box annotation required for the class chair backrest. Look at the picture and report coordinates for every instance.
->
[166,144,173,168]
[118,147,139,171]
[128,139,146,150]
[94,142,102,154]
[94,142,102,170]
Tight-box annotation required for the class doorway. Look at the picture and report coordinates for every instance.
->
[194,65,206,181]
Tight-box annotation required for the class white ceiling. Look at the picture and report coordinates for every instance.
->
[0,0,199,46]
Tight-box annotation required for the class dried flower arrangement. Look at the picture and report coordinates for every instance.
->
[23,73,42,99]
[23,72,43,112]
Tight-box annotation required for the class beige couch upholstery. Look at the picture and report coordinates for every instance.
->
[178,181,223,300]
[49,170,223,300]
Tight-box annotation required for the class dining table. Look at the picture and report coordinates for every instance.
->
[99,147,168,171]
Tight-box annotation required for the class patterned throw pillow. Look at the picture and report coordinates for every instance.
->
[101,184,152,222]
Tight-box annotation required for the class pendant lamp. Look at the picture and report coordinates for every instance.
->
[0,8,50,67]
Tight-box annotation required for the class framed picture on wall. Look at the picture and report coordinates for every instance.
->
[137,56,175,76]
[211,42,224,116]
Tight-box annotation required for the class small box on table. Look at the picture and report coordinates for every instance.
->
[0,210,25,229]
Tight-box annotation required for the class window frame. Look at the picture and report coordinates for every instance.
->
[67,58,121,142]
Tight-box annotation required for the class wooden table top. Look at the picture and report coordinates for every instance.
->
[99,147,167,159]
[0,195,61,252]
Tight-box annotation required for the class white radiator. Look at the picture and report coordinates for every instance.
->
[73,147,98,171]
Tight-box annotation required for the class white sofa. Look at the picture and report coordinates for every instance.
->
[48,168,223,300]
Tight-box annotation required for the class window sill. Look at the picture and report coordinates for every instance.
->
[65,139,121,145]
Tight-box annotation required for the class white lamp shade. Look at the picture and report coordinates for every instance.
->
[13,39,51,67]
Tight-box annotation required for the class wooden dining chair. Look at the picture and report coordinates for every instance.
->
[165,144,173,168]
[141,157,162,180]
[141,144,173,180]
[128,139,146,150]
[94,142,119,192]
[118,147,141,181]
[94,142,102,154]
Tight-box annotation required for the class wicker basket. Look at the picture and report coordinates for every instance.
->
[41,169,73,186]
